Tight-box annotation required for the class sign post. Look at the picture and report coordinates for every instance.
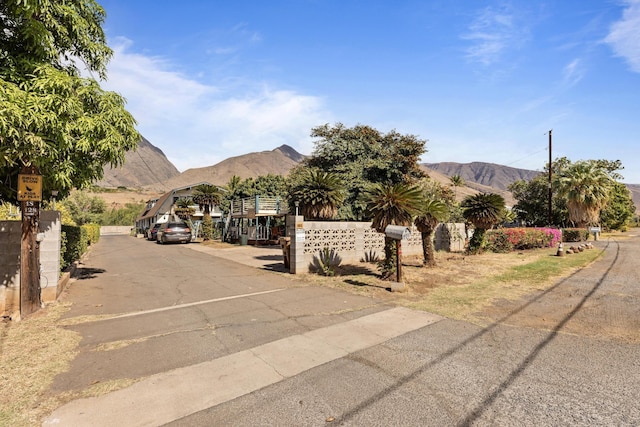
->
[18,166,42,317]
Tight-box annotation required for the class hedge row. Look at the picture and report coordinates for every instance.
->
[485,227,562,253]
[562,228,591,242]
[60,223,100,271]
[485,227,592,253]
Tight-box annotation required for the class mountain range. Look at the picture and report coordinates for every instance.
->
[97,137,640,211]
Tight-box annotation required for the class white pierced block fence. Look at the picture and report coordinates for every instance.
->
[285,216,466,274]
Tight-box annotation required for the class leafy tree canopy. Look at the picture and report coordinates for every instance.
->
[510,157,633,230]
[509,175,567,227]
[299,123,427,220]
[220,174,287,213]
[58,189,105,225]
[288,168,345,220]
[0,0,139,205]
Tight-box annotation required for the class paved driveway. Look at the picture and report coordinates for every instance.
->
[44,235,640,426]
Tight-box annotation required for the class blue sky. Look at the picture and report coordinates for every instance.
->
[97,0,640,183]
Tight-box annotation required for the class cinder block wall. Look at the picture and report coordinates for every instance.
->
[1,211,62,316]
[287,218,467,274]
[40,211,61,302]
[0,221,21,317]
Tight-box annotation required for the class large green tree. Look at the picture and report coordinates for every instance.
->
[555,161,613,228]
[300,123,427,220]
[509,175,567,226]
[59,189,106,225]
[0,0,139,204]
[600,181,636,231]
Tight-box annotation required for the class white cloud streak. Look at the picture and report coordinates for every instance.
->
[462,5,529,66]
[102,39,332,171]
[605,0,640,72]
[562,58,585,87]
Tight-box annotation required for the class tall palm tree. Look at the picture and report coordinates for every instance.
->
[191,184,222,217]
[555,161,613,227]
[367,183,422,279]
[414,199,449,266]
[174,197,194,220]
[289,169,345,220]
[461,193,505,254]
[450,174,465,200]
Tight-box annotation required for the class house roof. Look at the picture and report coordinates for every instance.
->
[135,182,225,222]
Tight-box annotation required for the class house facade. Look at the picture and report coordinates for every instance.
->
[135,182,224,234]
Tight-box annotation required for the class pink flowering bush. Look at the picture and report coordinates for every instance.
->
[485,227,562,253]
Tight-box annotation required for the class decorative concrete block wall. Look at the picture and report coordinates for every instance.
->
[286,217,468,274]
[287,217,424,274]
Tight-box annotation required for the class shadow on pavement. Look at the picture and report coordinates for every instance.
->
[336,240,619,425]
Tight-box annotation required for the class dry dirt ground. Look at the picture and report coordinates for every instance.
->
[87,189,162,208]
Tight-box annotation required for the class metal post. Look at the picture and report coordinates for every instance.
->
[396,240,403,283]
[548,129,553,226]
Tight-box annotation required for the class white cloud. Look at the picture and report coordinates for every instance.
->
[101,39,332,171]
[562,58,585,86]
[462,5,529,66]
[605,0,640,72]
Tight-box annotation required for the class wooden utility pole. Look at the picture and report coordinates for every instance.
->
[18,166,42,317]
[548,130,553,226]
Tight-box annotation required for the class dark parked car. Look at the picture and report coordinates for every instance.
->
[156,221,192,244]
[147,223,162,241]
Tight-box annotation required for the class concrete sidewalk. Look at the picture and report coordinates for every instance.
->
[43,307,442,426]
[187,243,287,272]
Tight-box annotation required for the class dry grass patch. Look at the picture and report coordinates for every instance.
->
[297,246,603,322]
[0,303,79,427]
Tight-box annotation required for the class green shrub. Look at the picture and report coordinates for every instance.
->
[60,230,68,271]
[82,223,101,245]
[562,228,589,242]
[486,227,560,252]
[61,224,88,269]
[485,230,513,253]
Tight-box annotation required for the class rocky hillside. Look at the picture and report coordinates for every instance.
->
[97,138,637,212]
[146,145,305,192]
[424,162,541,191]
[96,136,180,188]
[425,161,639,211]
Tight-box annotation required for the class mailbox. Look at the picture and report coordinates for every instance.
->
[384,225,411,240]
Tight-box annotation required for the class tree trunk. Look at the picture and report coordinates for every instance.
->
[421,230,436,267]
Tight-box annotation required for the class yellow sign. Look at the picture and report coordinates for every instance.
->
[17,174,43,202]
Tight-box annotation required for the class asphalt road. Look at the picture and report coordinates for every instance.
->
[44,235,640,426]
